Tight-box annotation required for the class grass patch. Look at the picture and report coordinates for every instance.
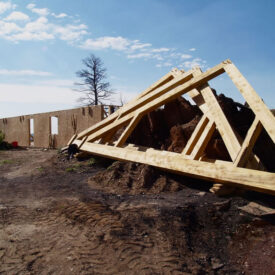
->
[65,167,77,173]
[37,167,44,172]
[87,157,97,166]
[74,163,81,168]
[0,159,13,165]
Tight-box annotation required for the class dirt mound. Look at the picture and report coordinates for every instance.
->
[89,161,186,195]
[126,93,275,168]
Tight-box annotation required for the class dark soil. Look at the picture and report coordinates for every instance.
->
[0,149,274,274]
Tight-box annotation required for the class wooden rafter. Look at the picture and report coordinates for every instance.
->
[69,59,275,195]
[234,118,262,168]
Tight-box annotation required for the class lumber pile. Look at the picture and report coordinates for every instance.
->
[69,59,275,195]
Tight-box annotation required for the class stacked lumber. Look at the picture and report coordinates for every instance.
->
[69,59,275,195]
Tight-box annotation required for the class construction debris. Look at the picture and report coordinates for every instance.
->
[69,59,275,195]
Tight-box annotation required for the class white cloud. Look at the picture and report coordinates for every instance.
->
[0,13,88,42]
[127,53,152,59]
[152,54,163,61]
[0,21,21,36]
[151,47,170,53]
[0,1,16,14]
[130,41,151,50]
[9,31,54,41]
[54,24,87,41]
[0,2,205,71]
[26,3,49,16]
[52,13,67,18]
[4,11,29,21]
[26,3,35,10]
[5,17,54,41]
[24,16,49,32]
[81,36,130,51]
[0,69,52,76]
[183,58,204,69]
[181,54,192,60]
[155,62,172,68]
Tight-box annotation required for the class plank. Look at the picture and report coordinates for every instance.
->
[182,114,209,155]
[193,84,263,169]
[199,84,241,160]
[234,118,262,167]
[224,63,275,143]
[189,68,241,160]
[100,129,117,144]
[83,60,229,142]
[67,134,77,146]
[115,112,143,147]
[189,119,216,160]
[77,60,230,140]
[130,70,175,102]
[74,140,275,195]
[78,136,88,149]
[77,69,194,139]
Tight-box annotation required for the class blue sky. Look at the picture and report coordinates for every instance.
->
[0,0,274,118]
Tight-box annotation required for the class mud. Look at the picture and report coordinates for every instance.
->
[0,149,274,274]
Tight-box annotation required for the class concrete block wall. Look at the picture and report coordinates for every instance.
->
[0,106,104,148]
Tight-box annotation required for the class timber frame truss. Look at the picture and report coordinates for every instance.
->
[69,59,275,195]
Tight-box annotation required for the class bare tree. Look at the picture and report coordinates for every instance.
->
[74,54,114,105]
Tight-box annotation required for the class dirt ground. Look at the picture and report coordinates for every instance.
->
[0,148,274,275]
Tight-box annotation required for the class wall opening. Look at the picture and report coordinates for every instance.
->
[50,116,58,135]
[30,118,34,146]
[50,116,58,148]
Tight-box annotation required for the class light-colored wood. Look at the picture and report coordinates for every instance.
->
[132,68,185,103]
[77,60,229,140]
[234,118,262,167]
[115,112,143,147]
[78,136,87,149]
[67,134,77,146]
[189,68,241,160]
[199,156,232,166]
[71,59,274,195]
[84,61,229,142]
[100,129,117,144]
[74,140,275,195]
[182,114,209,155]
[189,120,215,160]
[77,69,194,139]
[188,70,263,169]
[130,71,175,102]
[199,84,241,160]
[224,63,275,143]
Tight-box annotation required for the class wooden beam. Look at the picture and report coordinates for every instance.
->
[78,136,88,149]
[199,84,241,160]
[74,140,275,195]
[77,69,194,139]
[224,63,275,143]
[83,61,230,143]
[234,118,262,167]
[67,133,77,146]
[115,112,143,147]
[77,60,229,140]
[130,71,175,101]
[188,68,241,160]
[189,120,216,160]
[182,114,209,155]
[99,130,115,144]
